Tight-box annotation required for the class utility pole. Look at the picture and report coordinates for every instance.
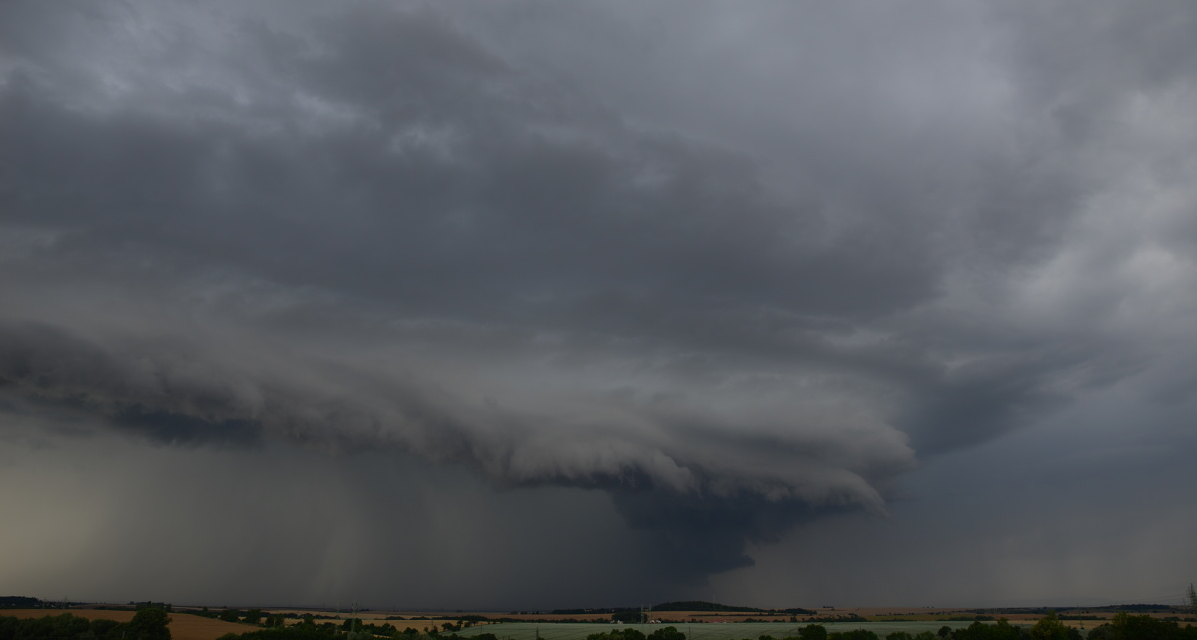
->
[1187,583,1197,616]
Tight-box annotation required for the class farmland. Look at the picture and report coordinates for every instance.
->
[6,600,1194,640]
[0,609,256,640]
[451,622,989,640]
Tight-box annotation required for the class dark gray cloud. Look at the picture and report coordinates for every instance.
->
[2,0,1196,607]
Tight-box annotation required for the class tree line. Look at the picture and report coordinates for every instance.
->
[746,611,1197,640]
[207,613,1197,640]
[0,608,171,640]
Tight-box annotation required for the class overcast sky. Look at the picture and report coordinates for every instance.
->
[2,0,1196,611]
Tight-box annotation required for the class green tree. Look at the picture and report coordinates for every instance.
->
[92,618,121,638]
[13,613,91,640]
[798,625,827,640]
[827,630,878,640]
[1029,611,1070,640]
[1102,612,1195,640]
[127,608,172,640]
[953,619,1021,640]
[648,627,685,640]
[992,619,1021,640]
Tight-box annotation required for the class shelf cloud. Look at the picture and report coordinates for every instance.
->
[3,0,1196,607]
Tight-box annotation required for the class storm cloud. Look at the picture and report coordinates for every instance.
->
[2,0,1196,607]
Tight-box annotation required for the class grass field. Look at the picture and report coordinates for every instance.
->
[452,621,1002,640]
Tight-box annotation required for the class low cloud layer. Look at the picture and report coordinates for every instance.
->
[3,0,1196,606]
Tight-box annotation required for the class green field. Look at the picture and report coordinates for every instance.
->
[453,622,1004,640]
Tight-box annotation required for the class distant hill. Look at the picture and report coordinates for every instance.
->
[1,597,43,609]
[1090,604,1181,613]
[549,608,637,615]
[550,601,814,616]
[966,604,1181,615]
[651,601,813,615]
